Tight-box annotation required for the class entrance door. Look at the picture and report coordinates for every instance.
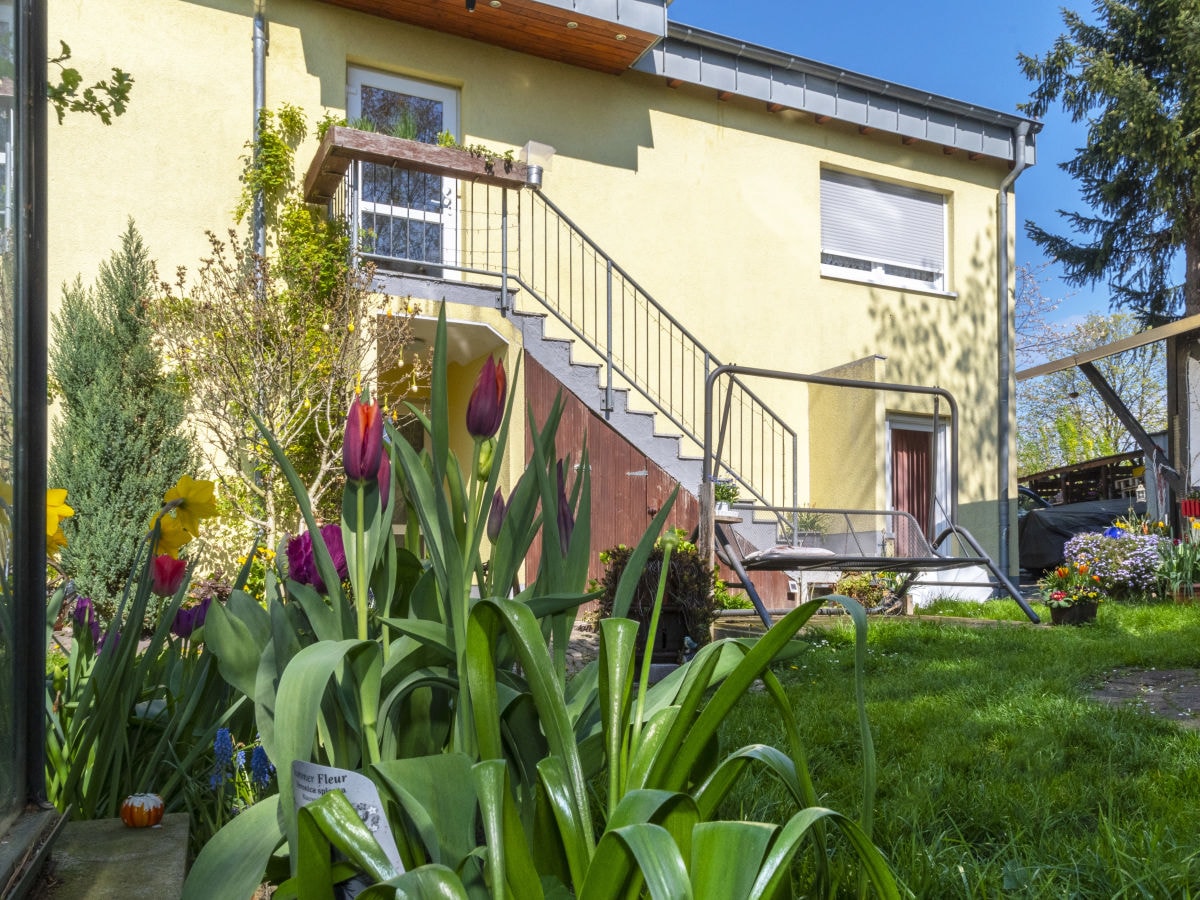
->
[888,416,949,553]
[347,69,459,272]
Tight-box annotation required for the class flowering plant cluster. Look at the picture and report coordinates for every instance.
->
[1063,530,1166,598]
[1157,519,1200,598]
[1038,562,1106,608]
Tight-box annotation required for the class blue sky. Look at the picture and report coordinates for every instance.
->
[671,0,1104,324]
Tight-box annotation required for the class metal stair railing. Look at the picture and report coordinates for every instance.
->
[333,165,798,518]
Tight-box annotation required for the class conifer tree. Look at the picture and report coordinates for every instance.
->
[1021,0,1200,321]
[49,223,195,615]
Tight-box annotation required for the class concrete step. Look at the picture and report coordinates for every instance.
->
[32,813,189,899]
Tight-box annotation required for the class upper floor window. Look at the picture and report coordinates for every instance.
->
[820,169,947,293]
[346,68,459,270]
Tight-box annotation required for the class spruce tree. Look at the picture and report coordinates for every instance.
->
[49,222,195,615]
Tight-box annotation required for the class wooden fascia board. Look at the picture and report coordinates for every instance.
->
[304,126,529,203]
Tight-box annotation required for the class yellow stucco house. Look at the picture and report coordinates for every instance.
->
[46,0,1039,590]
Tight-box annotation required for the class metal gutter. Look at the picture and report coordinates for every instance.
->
[996,121,1030,574]
[252,7,268,259]
[636,22,1041,164]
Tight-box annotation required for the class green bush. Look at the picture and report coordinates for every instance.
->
[49,223,196,620]
[596,528,716,647]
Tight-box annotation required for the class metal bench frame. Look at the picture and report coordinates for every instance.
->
[702,364,1040,627]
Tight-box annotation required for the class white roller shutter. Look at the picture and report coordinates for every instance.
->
[820,170,946,290]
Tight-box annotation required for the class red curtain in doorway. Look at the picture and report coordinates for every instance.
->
[892,428,932,554]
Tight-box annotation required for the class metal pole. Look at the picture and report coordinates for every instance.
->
[14,0,49,804]
[500,189,509,313]
[605,259,613,418]
[252,8,268,261]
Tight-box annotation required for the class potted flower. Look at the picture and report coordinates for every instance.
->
[713,480,739,514]
[1037,562,1105,625]
[1182,489,1200,520]
[595,529,717,664]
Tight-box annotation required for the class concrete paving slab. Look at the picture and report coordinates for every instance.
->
[32,813,188,899]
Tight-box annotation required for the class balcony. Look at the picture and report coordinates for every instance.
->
[313,0,667,74]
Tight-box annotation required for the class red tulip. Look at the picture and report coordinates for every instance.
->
[344,397,383,480]
[466,356,506,439]
[151,554,187,597]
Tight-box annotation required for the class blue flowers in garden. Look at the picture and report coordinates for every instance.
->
[250,745,274,788]
[210,728,274,793]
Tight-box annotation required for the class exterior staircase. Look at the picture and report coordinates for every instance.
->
[338,156,796,554]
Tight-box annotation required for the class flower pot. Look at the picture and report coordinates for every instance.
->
[634,607,690,664]
[1049,601,1098,626]
[714,501,732,515]
[1181,499,1200,518]
[1172,585,1200,604]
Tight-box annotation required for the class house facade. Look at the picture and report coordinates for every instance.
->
[46,0,1039,586]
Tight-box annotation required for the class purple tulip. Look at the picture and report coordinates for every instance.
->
[72,596,101,645]
[466,356,506,440]
[344,397,383,481]
[378,450,391,510]
[98,628,121,655]
[487,489,506,542]
[287,524,349,592]
[172,596,213,639]
[556,460,574,557]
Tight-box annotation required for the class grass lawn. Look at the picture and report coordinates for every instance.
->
[718,599,1200,898]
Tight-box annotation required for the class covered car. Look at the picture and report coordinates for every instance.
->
[1018,498,1145,572]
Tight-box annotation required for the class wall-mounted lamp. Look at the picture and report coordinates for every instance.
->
[522,140,555,189]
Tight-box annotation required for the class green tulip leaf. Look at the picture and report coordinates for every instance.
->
[579,823,692,900]
[182,795,283,900]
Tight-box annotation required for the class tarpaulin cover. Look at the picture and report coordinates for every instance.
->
[1018,498,1145,572]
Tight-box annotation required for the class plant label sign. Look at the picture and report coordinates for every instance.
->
[292,760,404,872]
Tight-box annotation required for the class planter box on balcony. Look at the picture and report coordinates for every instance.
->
[304,126,530,204]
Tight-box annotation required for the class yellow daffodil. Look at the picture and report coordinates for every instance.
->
[153,512,193,559]
[163,475,217,536]
[46,525,67,557]
[46,488,74,536]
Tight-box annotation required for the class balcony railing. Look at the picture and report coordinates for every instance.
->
[321,138,797,518]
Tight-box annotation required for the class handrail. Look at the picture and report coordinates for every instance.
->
[334,164,799,520]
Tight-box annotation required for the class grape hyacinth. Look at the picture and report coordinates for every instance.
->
[250,745,274,788]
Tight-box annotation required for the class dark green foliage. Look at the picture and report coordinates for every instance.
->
[596,529,716,648]
[49,222,195,617]
[1020,1,1200,320]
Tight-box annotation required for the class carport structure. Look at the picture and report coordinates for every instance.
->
[1016,312,1200,522]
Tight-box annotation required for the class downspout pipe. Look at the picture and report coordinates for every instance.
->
[252,6,268,260]
[997,121,1031,574]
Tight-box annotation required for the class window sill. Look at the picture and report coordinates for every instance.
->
[819,271,958,300]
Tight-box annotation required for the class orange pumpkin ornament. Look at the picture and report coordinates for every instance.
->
[120,793,164,828]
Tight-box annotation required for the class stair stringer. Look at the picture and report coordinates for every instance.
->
[512,310,779,554]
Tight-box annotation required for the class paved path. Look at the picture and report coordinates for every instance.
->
[1090,667,1200,730]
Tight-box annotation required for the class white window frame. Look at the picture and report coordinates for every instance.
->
[346,68,460,270]
[820,169,949,294]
